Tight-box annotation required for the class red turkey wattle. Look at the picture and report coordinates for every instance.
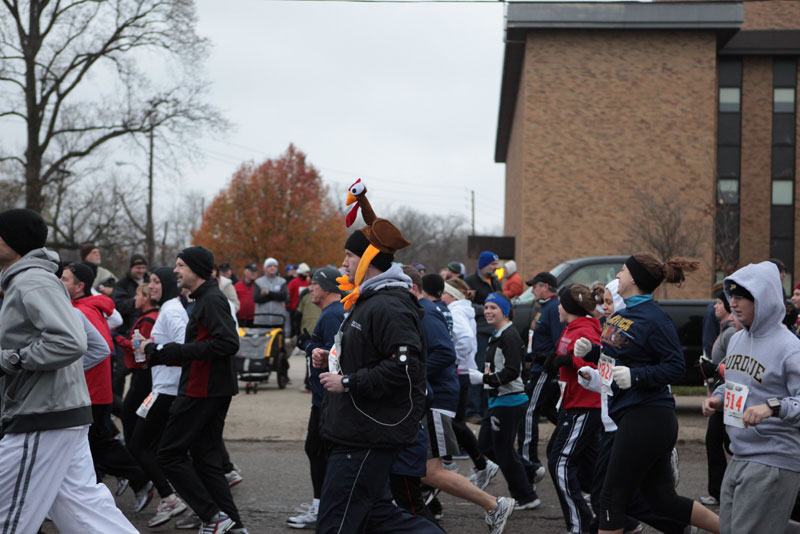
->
[345,203,360,227]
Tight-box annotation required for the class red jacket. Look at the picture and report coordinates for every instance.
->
[116,309,159,370]
[502,272,524,299]
[286,276,310,312]
[234,280,255,321]
[73,294,115,405]
[556,316,602,410]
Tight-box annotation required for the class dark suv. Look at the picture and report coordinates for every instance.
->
[511,256,708,385]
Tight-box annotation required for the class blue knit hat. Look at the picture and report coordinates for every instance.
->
[485,292,511,317]
[478,251,499,270]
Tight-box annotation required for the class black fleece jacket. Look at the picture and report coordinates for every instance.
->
[321,286,427,449]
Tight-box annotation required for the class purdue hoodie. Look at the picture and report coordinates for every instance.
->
[713,261,800,472]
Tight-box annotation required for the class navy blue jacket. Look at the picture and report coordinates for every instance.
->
[434,300,454,339]
[305,301,345,408]
[599,298,685,421]
[420,298,459,413]
[531,296,564,361]
[701,301,720,358]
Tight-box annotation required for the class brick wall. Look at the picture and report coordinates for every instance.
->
[741,0,800,31]
[738,56,772,266]
[505,30,717,298]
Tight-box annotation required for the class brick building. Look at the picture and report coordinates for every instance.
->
[496,1,800,298]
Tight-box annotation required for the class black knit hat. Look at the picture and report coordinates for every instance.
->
[0,208,48,256]
[152,266,180,304]
[715,289,731,313]
[312,266,344,295]
[177,246,214,280]
[422,274,445,299]
[80,242,98,261]
[69,262,95,297]
[130,253,147,268]
[344,229,394,272]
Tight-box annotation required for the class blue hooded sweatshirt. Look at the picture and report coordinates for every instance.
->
[531,296,564,359]
[420,298,459,413]
[713,261,800,472]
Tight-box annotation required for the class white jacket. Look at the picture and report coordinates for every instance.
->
[448,299,478,372]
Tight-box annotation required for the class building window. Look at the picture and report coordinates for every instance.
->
[772,180,794,206]
[720,88,741,112]
[771,57,797,295]
[716,57,742,276]
[774,88,796,113]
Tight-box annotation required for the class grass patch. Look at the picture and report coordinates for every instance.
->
[672,385,707,396]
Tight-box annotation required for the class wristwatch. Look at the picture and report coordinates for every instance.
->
[342,375,351,393]
[7,352,20,366]
[767,398,781,418]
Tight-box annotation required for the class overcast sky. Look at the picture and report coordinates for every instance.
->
[191,0,507,233]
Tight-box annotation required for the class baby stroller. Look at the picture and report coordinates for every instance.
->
[235,313,290,393]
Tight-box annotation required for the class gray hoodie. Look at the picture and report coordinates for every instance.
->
[0,248,92,435]
[713,261,800,472]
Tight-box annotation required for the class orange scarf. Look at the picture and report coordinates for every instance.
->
[336,244,381,311]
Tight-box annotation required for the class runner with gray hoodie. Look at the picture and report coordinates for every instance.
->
[0,208,136,534]
[703,261,800,533]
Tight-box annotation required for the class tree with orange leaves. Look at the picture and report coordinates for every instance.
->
[192,144,346,273]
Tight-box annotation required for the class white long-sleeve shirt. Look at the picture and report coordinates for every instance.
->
[448,299,478,372]
[149,297,188,396]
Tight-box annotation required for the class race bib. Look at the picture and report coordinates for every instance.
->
[723,380,749,428]
[556,380,567,410]
[598,354,615,396]
[136,391,159,419]
[328,331,342,375]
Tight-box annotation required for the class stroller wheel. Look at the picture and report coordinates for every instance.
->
[277,352,290,389]
[245,383,252,394]
[253,383,259,394]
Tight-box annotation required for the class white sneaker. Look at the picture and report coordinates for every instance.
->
[699,495,719,505]
[471,459,500,490]
[134,481,154,513]
[287,509,317,529]
[200,512,234,534]
[485,496,515,534]
[671,447,680,488]
[147,495,188,527]
[534,465,546,483]
[515,498,541,510]
[225,470,243,488]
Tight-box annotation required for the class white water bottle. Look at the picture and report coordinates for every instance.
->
[133,329,145,363]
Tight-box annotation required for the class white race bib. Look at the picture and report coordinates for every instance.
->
[136,391,159,419]
[723,380,749,429]
[328,331,342,375]
[556,380,567,410]
[598,354,615,397]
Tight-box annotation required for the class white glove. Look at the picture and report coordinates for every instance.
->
[574,337,592,358]
[612,366,632,389]
[467,368,485,386]
[577,366,601,393]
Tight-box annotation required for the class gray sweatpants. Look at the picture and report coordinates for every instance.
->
[720,459,800,534]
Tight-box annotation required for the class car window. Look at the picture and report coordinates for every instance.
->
[550,262,571,278]
[561,263,623,288]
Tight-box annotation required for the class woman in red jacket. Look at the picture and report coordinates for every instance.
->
[544,283,603,534]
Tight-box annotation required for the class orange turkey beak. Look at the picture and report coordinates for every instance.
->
[346,192,357,205]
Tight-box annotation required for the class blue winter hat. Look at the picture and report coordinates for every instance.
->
[285,264,295,272]
[478,251,499,270]
[485,292,511,317]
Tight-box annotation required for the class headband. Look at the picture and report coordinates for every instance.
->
[444,283,465,301]
[625,255,661,294]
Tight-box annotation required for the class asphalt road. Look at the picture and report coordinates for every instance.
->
[42,353,720,534]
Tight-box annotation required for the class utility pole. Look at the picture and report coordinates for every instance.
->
[471,189,475,235]
[146,122,155,267]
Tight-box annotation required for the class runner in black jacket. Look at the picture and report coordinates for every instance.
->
[148,246,243,534]
[312,215,444,534]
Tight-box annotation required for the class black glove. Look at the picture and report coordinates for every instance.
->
[698,356,717,382]
[297,328,311,351]
[148,343,182,366]
[551,354,572,373]
[543,352,556,375]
